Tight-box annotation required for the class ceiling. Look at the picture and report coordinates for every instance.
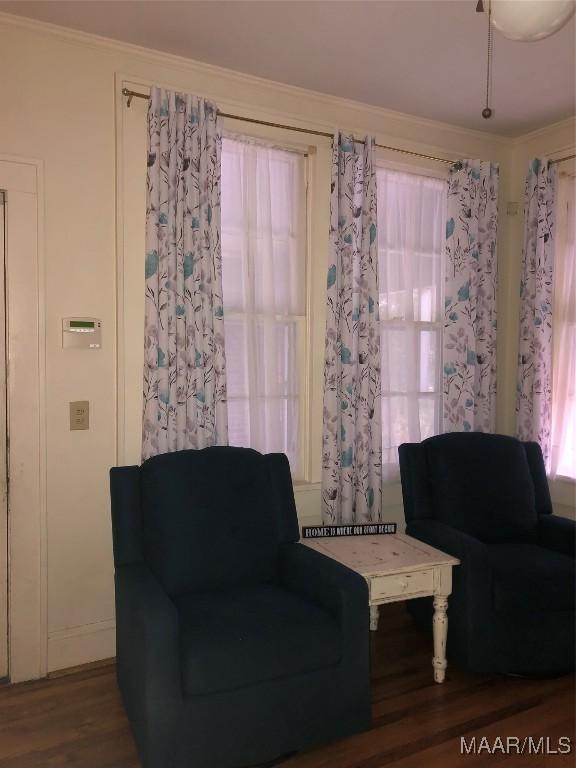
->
[1,0,574,136]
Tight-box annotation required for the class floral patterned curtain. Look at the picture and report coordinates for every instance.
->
[322,134,382,524]
[516,159,556,467]
[443,160,499,433]
[142,87,227,461]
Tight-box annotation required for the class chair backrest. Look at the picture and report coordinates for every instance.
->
[110,447,299,597]
[399,433,552,543]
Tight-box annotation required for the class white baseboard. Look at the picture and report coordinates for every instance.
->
[48,618,115,673]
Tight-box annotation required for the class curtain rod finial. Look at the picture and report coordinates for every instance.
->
[121,87,133,107]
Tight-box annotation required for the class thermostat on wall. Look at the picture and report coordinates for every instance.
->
[62,318,102,349]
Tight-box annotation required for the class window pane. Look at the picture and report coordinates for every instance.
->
[221,232,247,312]
[420,329,440,393]
[381,395,410,476]
[223,318,248,398]
[228,398,250,449]
[418,396,438,440]
[381,327,413,393]
[222,138,305,316]
[376,169,445,323]
[380,326,440,395]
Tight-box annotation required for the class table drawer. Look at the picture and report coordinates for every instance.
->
[370,569,434,601]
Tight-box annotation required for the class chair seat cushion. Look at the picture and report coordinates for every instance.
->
[175,584,341,696]
[488,543,575,613]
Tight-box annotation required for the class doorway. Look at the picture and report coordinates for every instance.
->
[0,157,45,683]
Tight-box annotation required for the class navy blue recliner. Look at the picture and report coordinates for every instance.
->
[110,446,371,768]
[399,433,575,676]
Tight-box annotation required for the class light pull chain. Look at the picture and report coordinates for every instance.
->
[482,0,494,119]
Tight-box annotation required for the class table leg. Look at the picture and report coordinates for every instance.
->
[369,604,379,631]
[432,595,448,683]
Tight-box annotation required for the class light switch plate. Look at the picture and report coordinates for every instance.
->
[70,401,89,430]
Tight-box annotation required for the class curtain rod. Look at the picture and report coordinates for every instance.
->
[121,87,455,165]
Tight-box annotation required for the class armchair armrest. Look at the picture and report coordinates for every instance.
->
[115,562,179,669]
[279,542,371,729]
[115,563,182,764]
[407,519,487,563]
[407,520,496,669]
[279,543,369,663]
[279,543,368,625]
[538,514,576,558]
[407,520,492,610]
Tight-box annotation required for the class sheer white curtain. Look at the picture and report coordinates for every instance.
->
[376,167,447,480]
[221,137,306,474]
[550,172,576,479]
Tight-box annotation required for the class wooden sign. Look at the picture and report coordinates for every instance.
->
[301,523,397,538]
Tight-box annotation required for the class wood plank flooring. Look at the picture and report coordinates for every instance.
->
[0,603,573,767]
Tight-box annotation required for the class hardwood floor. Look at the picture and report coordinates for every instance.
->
[0,603,573,767]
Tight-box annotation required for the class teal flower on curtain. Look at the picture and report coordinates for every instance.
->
[515,159,556,469]
[457,282,470,302]
[145,250,159,278]
[443,159,499,433]
[142,87,228,461]
[322,133,382,525]
[183,252,194,280]
[341,447,353,467]
[327,264,337,288]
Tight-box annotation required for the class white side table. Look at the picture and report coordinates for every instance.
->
[303,533,460,683]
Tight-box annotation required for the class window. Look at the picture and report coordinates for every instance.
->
[221,137,307,476]
[376,166,447,479]
[550,172,576,479]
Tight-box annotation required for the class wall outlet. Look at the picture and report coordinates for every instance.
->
[69,401,89,431]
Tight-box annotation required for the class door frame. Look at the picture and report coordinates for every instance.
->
[0,190,7,679]
[0,155,47,682]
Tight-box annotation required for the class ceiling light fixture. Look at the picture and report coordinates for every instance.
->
[477,0,575,41]
[476,0,575,120]
[490,0,575,41]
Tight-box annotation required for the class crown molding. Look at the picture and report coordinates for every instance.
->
[0,10,513,148]
[513,115,576,147]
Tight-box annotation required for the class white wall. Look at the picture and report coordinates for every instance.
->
[0,12,569,673]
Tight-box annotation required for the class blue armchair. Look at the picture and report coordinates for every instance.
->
[110,447,371,768]
[399,433,575,676]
